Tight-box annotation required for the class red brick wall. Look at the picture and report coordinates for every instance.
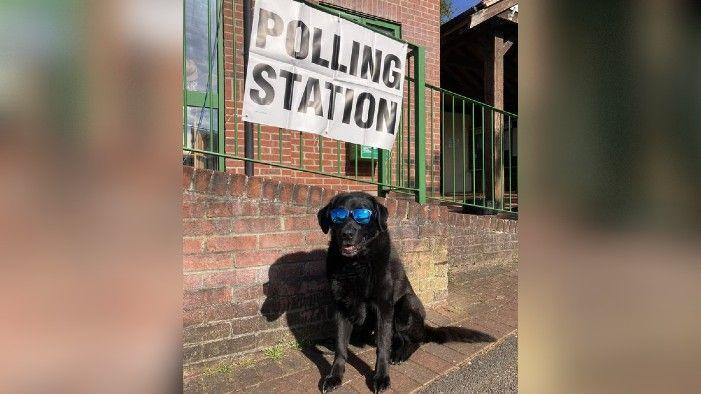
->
[221,0,441,193]
[182,166,518,372]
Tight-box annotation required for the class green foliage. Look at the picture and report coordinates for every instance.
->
[235,357,256,368]
[263,343,286,360]
[204,363,233,376]
[284,338,309,350]
[440,0,454,23]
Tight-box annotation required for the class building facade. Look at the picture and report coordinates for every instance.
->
[184,0,441,192]
[182,1,520,377]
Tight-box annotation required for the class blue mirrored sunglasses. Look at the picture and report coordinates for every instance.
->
[330,208,373,225]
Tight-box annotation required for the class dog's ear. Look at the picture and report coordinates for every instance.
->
[317,194,340,234]
[373,198,389,231]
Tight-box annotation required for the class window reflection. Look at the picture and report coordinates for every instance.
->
[185,0,218,92]
[183,106,218,169]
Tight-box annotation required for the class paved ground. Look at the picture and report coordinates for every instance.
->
[421,333,517,393]
[185,262,517,393]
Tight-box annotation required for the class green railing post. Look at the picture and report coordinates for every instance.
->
[413,46,427,204]
[217,0,225,171]
[378,148,388,197]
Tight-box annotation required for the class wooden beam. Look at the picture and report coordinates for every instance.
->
[483,30,507,211]
[500,40,514,56]
[497,8,518,24]
[194,126,206,169]
[482,0,502,6]
[469,0,518,29]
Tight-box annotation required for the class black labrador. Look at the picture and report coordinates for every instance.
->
[317,192,495,393]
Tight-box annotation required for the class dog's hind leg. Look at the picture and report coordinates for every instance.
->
[390,294,424,364]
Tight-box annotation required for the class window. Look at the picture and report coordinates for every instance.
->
[318,3,402,162]
[183,0,223,170]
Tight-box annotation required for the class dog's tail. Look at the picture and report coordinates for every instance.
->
[423,325,496,344]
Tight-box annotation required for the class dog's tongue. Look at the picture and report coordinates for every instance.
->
[342,245,356,254]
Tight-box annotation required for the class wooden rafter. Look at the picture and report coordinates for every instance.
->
[481,0,503,7]
[469,0,518,29]
[497,8,518,24]
[442,0,518,37]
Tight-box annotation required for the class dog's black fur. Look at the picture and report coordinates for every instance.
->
[317,192,496,393]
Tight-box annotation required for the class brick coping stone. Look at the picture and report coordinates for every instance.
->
[182,166,518,235]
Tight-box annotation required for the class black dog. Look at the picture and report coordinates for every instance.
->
[317,192,495,393]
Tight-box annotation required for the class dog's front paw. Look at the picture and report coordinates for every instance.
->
[372,374,391,393]
[321,374,342,393]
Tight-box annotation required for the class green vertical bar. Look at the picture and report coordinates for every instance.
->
[207,0,213,166]
[387,149,393,188]
[481,106,485,206]
[413,46,427,204]
[406,76,416,191]
[370,152,375,183]
[491,110,494,209]
[319,136,323,172]
[398,110,402,186]
[299,132,303,169]
[278,128,283,163]
[182,0,187,149]
[378,147,386,194]
[399,99,404,187]
[508,116,512,211]
[441,92,448,197]
[451,95,456,202]
[472,102,476,205]
[217,0,225,170]
[500,113,504,211]
[462,99,466,204]
[440,91,444,197]
[397,91,403,188]
[233,0,238,157]
[429,88,434,197]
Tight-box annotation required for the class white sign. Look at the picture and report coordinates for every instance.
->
[242,0,408,151]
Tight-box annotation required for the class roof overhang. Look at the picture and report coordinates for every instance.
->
[442,0,518,38]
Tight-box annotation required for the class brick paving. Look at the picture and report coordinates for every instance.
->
[184,262,518,393]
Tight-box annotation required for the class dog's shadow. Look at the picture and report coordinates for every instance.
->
[260,250,375,391]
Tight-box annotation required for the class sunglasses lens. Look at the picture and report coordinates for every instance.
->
[330,208,349,223]
[352,209,372,225]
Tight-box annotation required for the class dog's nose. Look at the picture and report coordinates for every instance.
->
[341,227,354,240]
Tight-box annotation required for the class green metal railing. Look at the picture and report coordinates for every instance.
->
[182,0,517,215]
[425,84,518,214]
[184,45,426,198]
[182,0,425,198]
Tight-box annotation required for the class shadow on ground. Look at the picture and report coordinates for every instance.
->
[260,250,376,391]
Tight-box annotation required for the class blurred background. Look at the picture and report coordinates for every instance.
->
[0,0,699,392]
[0,0,182,392]
[519,0,701,392]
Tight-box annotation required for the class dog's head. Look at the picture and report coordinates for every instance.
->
[317,192,388,257]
